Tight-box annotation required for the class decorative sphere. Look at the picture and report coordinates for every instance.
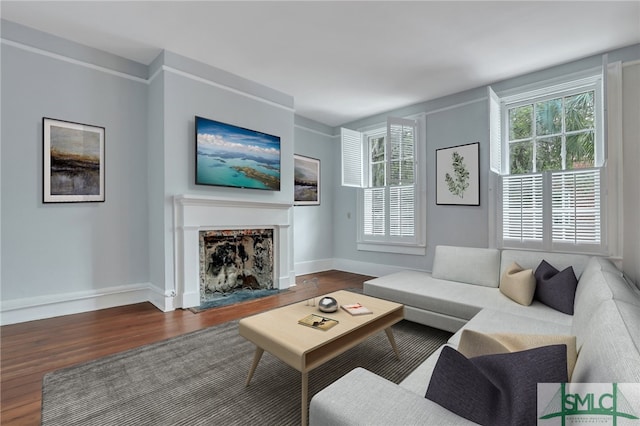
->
[318,296,338,313]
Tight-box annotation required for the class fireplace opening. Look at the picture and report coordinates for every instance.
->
[199,228,275,307]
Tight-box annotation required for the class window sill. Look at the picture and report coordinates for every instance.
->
[357,242,426,256]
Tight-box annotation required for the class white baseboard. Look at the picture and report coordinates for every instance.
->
[0,283,153,325]
[1,259,419,324]
[295,258,424,279]
[295,258,334,276]
[332,258,424,278]
[147,283,176,312]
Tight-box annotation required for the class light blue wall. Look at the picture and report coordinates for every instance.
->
[332,88,491,274]
[0,21,300,323]
[293,116,335,274]
[333,45,640,275]
[424,99,488,267]
[151,51,295,295]
[147,53,166,292]
[1,19,637,324]
[1,23,149,301]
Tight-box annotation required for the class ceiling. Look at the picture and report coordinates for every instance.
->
[2,1,639,127]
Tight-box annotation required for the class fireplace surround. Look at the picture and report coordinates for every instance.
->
[173,195,293,309]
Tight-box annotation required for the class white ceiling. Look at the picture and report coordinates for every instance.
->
[2,1,639,127]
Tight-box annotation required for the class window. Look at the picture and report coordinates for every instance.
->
[506,89,597,174]
[490,75,606,253]
[341,117,425,254]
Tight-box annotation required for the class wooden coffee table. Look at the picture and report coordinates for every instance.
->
[239,290,404,426]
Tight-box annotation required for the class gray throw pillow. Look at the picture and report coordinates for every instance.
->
[534,260,578,315]
[425,345,568,426]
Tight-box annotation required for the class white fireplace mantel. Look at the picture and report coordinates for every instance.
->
[173,195,294,308]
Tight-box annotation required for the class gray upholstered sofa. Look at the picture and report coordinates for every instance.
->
[309,246,640,425]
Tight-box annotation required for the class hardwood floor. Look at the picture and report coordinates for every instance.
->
[0,270,371,425]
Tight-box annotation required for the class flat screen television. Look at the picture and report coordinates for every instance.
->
[195,116,281,191]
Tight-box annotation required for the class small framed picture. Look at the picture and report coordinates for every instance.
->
[436,142,480,206]
[294,154,320,206]
[43,117,105,203]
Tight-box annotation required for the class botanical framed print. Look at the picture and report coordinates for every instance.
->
[294,154,320,205]
[43,117,105,203]
[436,142,479,206]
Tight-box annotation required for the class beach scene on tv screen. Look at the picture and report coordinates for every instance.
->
[196,117,281,190]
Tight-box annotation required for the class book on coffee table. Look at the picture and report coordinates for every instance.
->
[298,314,339,331]
[341,302,373,316]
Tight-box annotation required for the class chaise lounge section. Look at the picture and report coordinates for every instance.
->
[309,246,640,425]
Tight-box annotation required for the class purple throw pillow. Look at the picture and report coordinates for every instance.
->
[426,345,568,426]
[534,260,578,315]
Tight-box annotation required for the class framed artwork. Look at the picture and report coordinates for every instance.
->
[436,142,479,206]
[294,154,320,205]
[43,117,105,203]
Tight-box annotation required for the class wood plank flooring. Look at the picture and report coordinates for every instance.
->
[0,270,372,425]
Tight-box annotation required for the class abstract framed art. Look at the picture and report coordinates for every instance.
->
[435,142,479,206]
[294,154,320,205]
[43,117,105,203]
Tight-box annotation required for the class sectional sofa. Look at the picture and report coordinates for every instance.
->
[309,245,640,425]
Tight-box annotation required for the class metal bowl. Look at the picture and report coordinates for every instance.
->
[318,296,338,313]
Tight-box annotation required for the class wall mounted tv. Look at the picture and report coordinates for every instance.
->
[195,116,281,191]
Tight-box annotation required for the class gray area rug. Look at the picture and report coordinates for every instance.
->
[42,319,450,425]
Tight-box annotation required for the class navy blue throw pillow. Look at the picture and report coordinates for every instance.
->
[534,260,578,315]
[425,345,568,426]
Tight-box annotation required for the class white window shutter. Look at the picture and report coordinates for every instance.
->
[387,117,416,238]
[502,174,543,242]
[389,186,415,237]
[551,169,601,245]
[488,86,502,174]
[363,187,385,236]
[341,127,364,187]
[387,117,417,185]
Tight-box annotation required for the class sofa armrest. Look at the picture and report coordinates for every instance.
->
[309,367,477,425]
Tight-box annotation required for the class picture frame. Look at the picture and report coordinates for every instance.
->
[43,117,105,203]
[195,116,281,191]
[294,154,320,206]
[436,142,479,206]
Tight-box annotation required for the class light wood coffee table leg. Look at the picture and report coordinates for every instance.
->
[245,346,264,386]
[301,371,309,426]
[385,328,401,359]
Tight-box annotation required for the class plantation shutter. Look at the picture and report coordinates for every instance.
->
[502,174,544,242]
[341,127,364,187]
[387,117,417,237]
[551,169,601,245]
[363,187,385,235]
[389,186,415,237]
[488,86,502,174]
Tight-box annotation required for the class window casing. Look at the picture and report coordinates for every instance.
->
[491,75,607,253]
[341,117,425,255]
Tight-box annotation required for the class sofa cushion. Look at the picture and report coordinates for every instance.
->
[572,300,640,383]
[457,330,577,379]
[426,345,568,426]
[581,255,622,278]
[365,270,573,326]
[364,271,494,320]
[572,266,640,349]
[448,309,572,348]
[534,260,578,315]
[499,262,536,305]
[500,249,590,280]
[432,245,501,287]
[310,367,478,426]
